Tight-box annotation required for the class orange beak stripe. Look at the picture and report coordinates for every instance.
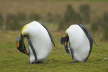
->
[16,42,19,49]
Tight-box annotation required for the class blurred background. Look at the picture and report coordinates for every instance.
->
[0,0,108,40]
[0,0,108,72]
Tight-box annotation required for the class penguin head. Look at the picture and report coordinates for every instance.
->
[60,34,70,53]
[60,34,69,45]
[16,25,30,55]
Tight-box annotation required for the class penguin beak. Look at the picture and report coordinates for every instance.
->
[16,37,20,49]
[16,34,29,55]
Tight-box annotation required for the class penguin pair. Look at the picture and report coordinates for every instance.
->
[16,21,93,64]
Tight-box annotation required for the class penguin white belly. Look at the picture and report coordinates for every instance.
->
[29,46,36,63]
[28,27,52,63]
[66,25,90,61]
[31,35,52,60]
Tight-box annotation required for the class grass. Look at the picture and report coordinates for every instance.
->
[0,31,108,72]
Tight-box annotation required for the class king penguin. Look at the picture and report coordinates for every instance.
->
[16,21,55,64]
[61,24,93,63]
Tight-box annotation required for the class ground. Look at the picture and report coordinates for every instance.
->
[0,31,108,72]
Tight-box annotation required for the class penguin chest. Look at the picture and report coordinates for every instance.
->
[29,35,52,60]
[67,25,91,61]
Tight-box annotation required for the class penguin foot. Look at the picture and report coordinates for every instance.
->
[31,61,43,64]
[71,61,79,64]
[71,60,87,64]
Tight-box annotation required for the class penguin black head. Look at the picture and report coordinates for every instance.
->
[16,34,29,55]
[60,34,69,45]
[60,34,70,53]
